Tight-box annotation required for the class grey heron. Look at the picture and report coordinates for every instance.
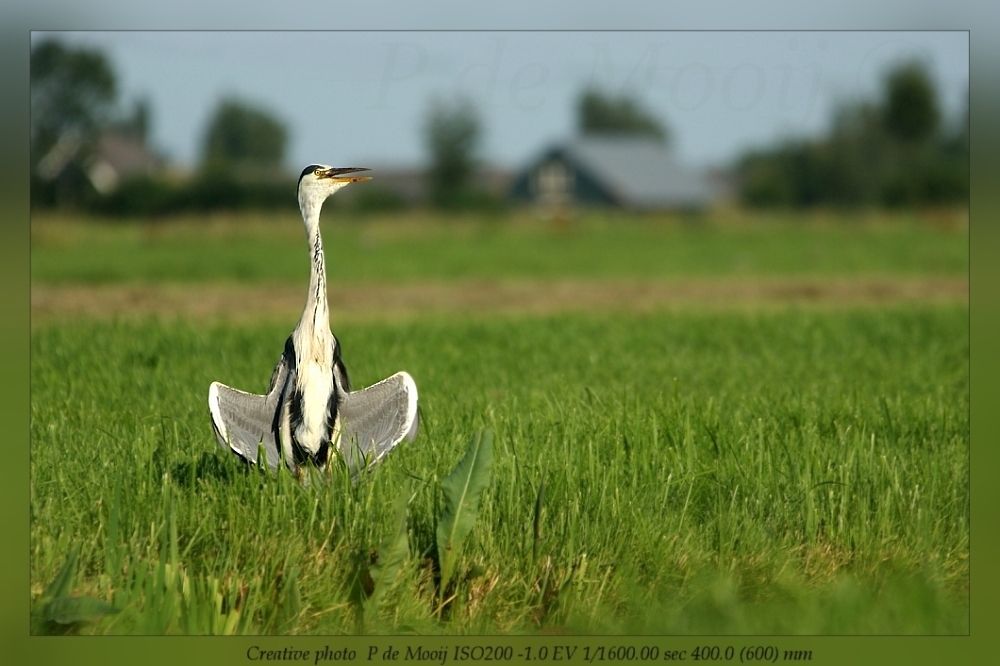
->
[208,164,418,476]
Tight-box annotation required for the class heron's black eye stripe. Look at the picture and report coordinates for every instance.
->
[298,164,324,186]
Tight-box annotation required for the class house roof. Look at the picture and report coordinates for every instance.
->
[36,130,161,194]
[93,132,160,176]
[552,136,717,208]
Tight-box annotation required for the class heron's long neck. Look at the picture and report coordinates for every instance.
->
[300,203,330,340]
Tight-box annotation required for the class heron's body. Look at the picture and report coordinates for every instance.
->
[208,165,418,475]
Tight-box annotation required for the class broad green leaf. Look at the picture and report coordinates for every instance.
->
[42,547,78,603]
[436,430,494,592]
[45,595,119,625]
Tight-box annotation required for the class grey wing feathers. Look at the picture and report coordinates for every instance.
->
[338,371,419,473]
[208,354,291,470]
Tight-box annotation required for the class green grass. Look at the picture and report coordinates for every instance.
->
[30,306,968,634]
[30,210,968,285]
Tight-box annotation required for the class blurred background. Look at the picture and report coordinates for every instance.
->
[30,31,967,218]
[28,31,969,320]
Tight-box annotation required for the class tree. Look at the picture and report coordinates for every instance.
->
[881,60,940,144]
[423,96,482,208]
[30,38,117,167]
[576,87,669,143]
[826,101,892,205]
[118,97,152,142]
[200,97,288,174]
[736,59,965,209]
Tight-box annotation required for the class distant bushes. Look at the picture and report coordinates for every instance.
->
[58,174,510,218]
[737,60,968,209]
[346,185,408,214]
[738,130,968,209]
[90,173,293,217]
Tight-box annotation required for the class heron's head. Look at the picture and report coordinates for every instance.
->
[297,164,372,214]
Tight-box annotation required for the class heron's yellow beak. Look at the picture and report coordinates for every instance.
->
[318,166,372,183]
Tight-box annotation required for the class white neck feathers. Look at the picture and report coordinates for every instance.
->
[297,191,331,350]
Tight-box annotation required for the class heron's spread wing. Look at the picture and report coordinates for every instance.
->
[338,371,418,473]
[208,353,291,470]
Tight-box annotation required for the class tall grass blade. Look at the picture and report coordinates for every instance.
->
[532,480,546,562]
[368,489,411,608]
[436,430,494,593]
[357,487,412,632]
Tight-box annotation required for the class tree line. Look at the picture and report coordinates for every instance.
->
[737,62,968,208]
[31,37,967,215]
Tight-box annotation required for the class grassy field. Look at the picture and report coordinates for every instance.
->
[31,209,968,285]
[29,210,968,635]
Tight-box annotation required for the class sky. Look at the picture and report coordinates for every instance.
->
[35,31,968,172]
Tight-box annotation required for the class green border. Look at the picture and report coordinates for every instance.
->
[6,9,996,666]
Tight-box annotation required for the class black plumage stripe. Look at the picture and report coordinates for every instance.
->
[333,334,350,391]
[287,351,344,469]
[298,164,324,187]
[289,383,337,468]
[270,336,295,436]
[316,390,338,467]
[289,387,333,468]
[311,236,325,307]
[288,388,309,466]
[284,334,351,469]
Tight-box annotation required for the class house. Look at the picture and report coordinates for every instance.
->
[509,136,721,211]
[36,129,163,198]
